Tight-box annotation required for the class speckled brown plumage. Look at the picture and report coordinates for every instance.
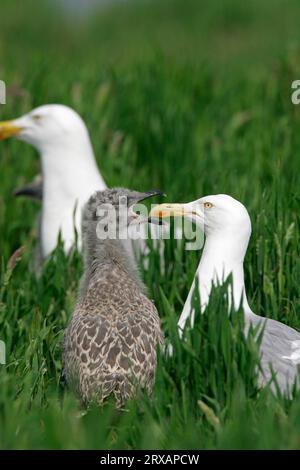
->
[63,188,163,408]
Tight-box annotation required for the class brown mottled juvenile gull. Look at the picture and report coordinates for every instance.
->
[150,194,300,395]
[63,188,164,407]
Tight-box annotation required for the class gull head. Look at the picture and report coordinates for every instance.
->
[150,193,252,239]
[83,188,164,239]
[0,104,89,152]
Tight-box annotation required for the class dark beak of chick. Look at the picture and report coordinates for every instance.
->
[129,189,166,225]
[135,189,166,203]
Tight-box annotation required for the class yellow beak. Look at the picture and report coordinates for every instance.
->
[149,203,189,219]
[0,120,22,140]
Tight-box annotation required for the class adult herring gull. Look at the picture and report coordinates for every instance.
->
[150,194,300,395]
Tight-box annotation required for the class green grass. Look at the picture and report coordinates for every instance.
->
[1,0,300,449]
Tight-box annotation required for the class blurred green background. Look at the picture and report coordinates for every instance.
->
[1,0,300,450]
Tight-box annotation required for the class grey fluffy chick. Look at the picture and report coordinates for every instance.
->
[63,188,164,408]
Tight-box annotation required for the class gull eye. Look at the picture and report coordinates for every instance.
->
[204,202,213,209]
[31,114,42,122]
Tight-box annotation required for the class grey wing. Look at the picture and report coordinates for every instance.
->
[14,174,43,201]
[13,175,44,274]
[32,212,43,275]
[247,315,300,394]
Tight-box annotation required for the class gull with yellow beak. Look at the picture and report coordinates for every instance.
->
[0,104,158,268]
[150,194,300,394]
[0,104,106,260]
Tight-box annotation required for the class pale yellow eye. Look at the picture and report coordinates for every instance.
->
[204,202,213,209]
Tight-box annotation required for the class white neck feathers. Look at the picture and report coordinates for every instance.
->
[178,228,253,334]
[39,131,106,257]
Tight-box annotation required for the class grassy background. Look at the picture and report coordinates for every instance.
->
[1,0,300,449]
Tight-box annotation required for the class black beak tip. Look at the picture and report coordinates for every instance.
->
[145,189,166,198]
[131,189,166,205]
